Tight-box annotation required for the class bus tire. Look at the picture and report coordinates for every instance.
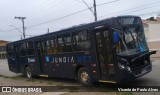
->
[25,66,32,79]
[78,67,92,86]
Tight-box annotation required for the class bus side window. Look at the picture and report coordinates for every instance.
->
[73,30,91,51]
[26,42,35,56]
[7,45,15,58]
[58,37,64,53]
[7,45,14,51]
[63,35,72,52]
[57,34,72,53]
[45,40,50,55]
[20,43,26,57]
[50,38,57,54]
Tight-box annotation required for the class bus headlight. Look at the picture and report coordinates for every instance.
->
[118,62,131,72]
[126,66,131,71]
[118,62,125,69]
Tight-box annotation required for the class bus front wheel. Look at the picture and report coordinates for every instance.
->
[25,66,32,79]
[78,67,92,86]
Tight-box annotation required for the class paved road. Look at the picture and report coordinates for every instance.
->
[0,59,20,77]
[0,59,160,86]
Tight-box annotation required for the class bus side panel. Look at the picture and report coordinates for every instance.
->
[45,52,99,80]
[7,45,20,73]
[60,53,76,79]
[7,56,20,73]
[18,56,28,73]
[73,52,99,82]
[45,54,75,79]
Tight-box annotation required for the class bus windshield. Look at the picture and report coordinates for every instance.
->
[115,25,148,56]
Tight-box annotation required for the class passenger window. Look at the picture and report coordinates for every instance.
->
[50,38,57,54]
[58,37,64,53]
[73,30,91,51]
[7,45,14,52]
[63,36,72,52]
[58,34,72,53]
[45,38,57,55]
[26,42,35,56]
[45,40,50,55]
[8,51,15,58]
[20,43,26,56]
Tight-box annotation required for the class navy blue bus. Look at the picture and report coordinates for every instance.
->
[6,16,156,86]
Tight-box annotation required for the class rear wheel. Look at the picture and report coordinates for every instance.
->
[78,67,92,86]
[25,66,32,79]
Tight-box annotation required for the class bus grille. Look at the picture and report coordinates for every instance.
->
[130,59,150,71]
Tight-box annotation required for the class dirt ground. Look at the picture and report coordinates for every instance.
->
[0,75,160,95]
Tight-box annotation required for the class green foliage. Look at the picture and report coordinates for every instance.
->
[146,17,157,21]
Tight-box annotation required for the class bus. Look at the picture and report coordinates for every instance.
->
[6,16,156,86]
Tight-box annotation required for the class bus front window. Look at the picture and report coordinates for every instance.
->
[115,25,148,56]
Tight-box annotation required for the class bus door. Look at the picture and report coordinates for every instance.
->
[95,28,115,81]
[36,41,47,74]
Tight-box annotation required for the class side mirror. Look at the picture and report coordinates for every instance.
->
[113,31,119,44]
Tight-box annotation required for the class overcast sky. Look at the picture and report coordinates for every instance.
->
[0,0,160,41]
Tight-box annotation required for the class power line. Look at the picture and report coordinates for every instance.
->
[0,35,20,37]
[27,27,47,30]
[81,0,94,14]
[139,11,160,16]
[75,0,84,3]
[26,0,64,19]
[27,0,119,28]
[99,0,160,19]
[27,8,89,28]
[23,0,53,17]
[0,28,21,32]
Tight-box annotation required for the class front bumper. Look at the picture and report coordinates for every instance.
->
[116,64,152,83]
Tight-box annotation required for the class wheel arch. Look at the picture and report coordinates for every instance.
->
[75,65,85,77]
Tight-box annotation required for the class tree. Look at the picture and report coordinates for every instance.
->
[146,17,157,21]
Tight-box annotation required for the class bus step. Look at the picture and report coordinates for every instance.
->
[39,74,48,77]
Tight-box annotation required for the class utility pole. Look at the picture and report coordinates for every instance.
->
[93,0,97,21]
[47,28,49,33]
[15,17,26,38]
[82,0,97,21]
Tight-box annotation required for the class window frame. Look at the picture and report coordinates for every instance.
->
[72,30,92,52]
[19,43,27,57]
[26,42,35,56]
[57,33,72,53]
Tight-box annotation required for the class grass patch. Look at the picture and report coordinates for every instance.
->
[47,82,54,85]
[68,86,78,92]
[56,83,64,86]
[10,76,22,80]
[0,74,9,78]
[26,78,36,82]
[39,80,43,83]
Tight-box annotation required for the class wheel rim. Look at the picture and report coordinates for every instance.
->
[81,71,89,83]
[26,68,31,78]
